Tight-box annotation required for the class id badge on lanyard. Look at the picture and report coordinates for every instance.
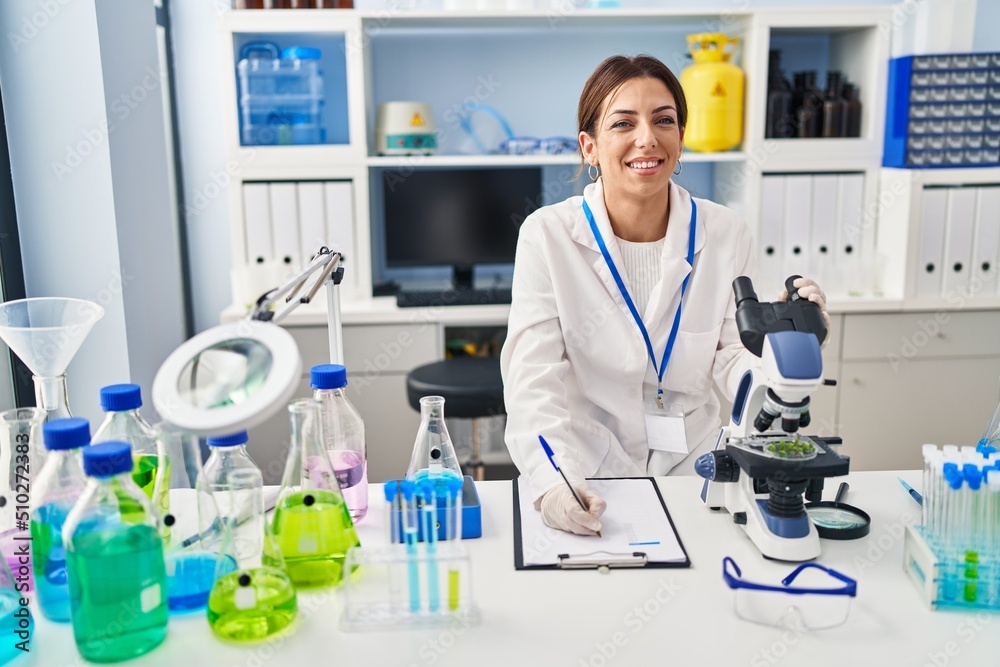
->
[583,197,697,455]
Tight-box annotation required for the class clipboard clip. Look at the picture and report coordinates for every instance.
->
[557,551,648,573]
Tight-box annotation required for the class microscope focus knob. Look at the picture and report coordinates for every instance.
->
[694,450,739,483]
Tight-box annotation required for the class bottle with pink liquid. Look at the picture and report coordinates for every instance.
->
[311,365,367,522]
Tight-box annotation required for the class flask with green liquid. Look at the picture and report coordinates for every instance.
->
[206,467,296,642]
[91,385,169,519]
[271,399,360,588]
[63,441,168,663]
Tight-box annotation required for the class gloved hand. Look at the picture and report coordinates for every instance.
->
[778,277,831,335]
[539,484,607,536]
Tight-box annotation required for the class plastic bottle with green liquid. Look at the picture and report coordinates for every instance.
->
[205,467,296,642]
[29,418,90,622]
[63,441,168,663]
[271,399,360,588]
[91,384,169,520]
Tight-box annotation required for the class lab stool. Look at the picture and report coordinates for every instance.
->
[405,357,505,482]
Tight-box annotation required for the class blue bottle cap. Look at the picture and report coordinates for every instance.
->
[206,431,249,448]
[399,479,416,501]
[83,441,133,478]
[99,383,142,412]
[966,466,983,490]
[383,480,398,502]
[282,46,321,60]
[943,462,959,475]
[946,469,964,490]
[42,418,91,451]
[418,481,435,501]
[311,364,347,390]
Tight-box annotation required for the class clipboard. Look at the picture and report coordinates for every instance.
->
[512,477,691,571]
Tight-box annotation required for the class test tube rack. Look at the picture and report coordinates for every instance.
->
[340,542,480,631]
[903,524,1000,611]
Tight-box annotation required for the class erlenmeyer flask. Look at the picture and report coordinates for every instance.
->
[271,399,360,588]
[155,424,232,613]
[0,298,104,422]
[406,396,463,495]
[207,468,296,642]
[979,376,1000,448]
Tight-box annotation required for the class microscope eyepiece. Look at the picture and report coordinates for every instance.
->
[732,276,758,309]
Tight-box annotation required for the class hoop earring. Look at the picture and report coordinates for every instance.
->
[588,163,600,181]
[673,161,683,176]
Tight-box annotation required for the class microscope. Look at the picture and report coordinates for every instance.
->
[696,275,850,562]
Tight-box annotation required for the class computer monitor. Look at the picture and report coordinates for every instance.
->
[382,167,543,289]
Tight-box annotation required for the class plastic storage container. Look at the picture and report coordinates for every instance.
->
[237,42,326,146]
[312,364,368,522]
[29,418,91,622]
[63,442,168,663]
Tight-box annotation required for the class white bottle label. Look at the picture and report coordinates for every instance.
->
[140,584,162,613]
[235,586,257,610]
[298,535,318,554]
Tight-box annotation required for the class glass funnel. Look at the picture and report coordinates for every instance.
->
[405,396,463,496]
[0,298,104,422]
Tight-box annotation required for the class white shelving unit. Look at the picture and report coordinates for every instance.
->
[214,5,1000,481]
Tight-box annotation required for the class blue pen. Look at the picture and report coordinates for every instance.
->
[538,435,601,537]
[897,476,923,506]
[399,480,421,612]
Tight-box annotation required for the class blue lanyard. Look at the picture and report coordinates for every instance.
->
[582,197,697,403]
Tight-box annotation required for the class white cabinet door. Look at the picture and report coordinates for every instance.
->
[838,357,1000,472]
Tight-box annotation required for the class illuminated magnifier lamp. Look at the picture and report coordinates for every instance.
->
[152,248,346,436]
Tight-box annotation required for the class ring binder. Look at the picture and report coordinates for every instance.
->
[557,551,649,570]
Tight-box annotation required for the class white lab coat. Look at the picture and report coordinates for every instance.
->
[501,179,759,504]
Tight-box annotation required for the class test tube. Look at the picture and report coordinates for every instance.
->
[419,481,439,613]
[447,476,463,612]
[399,480,420,614]
[383,481,399,545]
[921,445,937,531]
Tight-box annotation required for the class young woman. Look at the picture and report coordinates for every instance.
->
[501,55,828,536]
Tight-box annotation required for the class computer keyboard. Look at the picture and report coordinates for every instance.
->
[396,287,513,308]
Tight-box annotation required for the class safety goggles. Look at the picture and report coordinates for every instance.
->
[722,557,857,630]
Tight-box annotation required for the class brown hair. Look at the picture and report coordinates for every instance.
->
[576,55,687,178]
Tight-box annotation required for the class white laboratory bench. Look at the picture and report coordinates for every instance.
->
[25,471,998,666]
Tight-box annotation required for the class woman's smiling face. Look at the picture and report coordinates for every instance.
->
[580,76,684,200]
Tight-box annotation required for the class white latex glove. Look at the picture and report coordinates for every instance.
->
[539,484,607,536]
[778,277,831,336]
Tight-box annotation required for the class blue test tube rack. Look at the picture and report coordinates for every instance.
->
[904,524,1000,611]
[390,475,482,541]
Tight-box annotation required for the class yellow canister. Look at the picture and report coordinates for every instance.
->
[680,33,745,152]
